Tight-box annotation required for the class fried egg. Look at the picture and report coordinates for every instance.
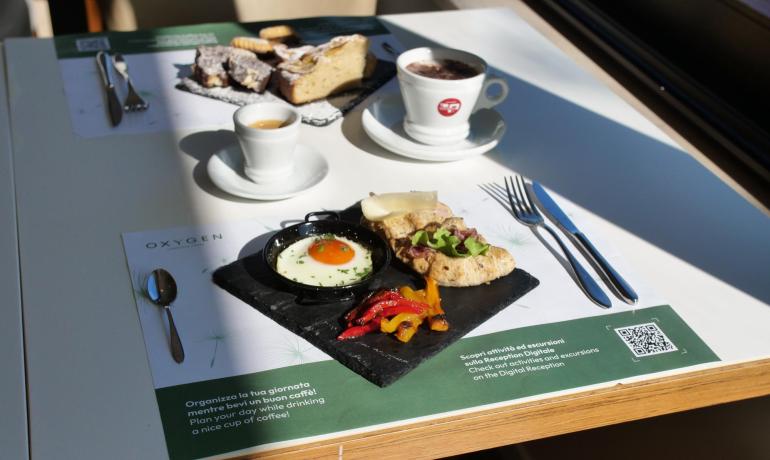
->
[276,235,373,287]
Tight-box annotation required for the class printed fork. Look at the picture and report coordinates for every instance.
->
[504,175,611,308]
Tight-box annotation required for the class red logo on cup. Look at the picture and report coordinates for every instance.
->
[437,98,462,117]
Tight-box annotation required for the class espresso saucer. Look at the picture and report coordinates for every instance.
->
[361,93,506,162]
[207,144,328,200]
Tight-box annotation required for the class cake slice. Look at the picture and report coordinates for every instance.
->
[273,44,316,63]
[192,45,231,88]
[226,48,273,92]
[275,34,370,104]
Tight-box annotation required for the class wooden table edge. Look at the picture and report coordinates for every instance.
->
[226,358,770,459]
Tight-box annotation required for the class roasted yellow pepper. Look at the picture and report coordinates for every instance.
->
[381,313,423,334]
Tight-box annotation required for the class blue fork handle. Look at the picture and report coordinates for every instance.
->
[541,224,612,308]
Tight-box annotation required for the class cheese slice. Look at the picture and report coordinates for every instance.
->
[361,191,438,221]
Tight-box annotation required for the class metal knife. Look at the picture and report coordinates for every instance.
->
[532,182,639,305]
[95,51,123,126]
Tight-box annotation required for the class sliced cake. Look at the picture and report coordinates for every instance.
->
[275,34,370,104]
[226,48,273,92]
[192,45,231,88]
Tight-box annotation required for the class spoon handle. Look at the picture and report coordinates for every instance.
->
[165,308,185,363]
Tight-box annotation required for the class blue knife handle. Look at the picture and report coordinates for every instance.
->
[540,225,612,308]
[573,231,638,305]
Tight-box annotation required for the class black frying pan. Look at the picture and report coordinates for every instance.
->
[262,211,391,303]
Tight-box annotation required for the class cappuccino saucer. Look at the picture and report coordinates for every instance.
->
[362,93,505,162]
[207,144,328,200]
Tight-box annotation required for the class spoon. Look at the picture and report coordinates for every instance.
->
[147,269,185,363]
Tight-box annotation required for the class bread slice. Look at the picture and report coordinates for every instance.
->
[364,204,516,287]
[276,34,370,104]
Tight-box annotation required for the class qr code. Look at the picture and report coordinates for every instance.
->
[615,322,677,357]
[76,36,111,52]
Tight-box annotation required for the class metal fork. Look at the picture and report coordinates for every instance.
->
[112,53,149,112]
[505,175,611,308]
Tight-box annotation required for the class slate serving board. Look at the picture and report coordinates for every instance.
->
[212,209,539,387]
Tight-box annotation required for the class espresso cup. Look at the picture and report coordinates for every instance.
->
[233,103,300,184]
[397,47,508,146]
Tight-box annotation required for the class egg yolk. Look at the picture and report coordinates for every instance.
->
[308,239,355,265]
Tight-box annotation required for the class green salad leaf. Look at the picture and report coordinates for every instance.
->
[411,228,490,257]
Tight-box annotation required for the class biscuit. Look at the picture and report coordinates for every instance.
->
[230,36,274,54]
[259,25,296,41]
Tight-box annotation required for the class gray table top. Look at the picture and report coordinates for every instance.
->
[3,7,770,459]
[0,44,29,460]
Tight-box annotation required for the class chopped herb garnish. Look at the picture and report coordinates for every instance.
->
[411,228,489,257]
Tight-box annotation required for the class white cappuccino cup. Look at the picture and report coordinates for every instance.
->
[397,47,508,146]
[233,103,300,184]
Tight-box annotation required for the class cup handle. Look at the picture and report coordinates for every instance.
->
[474,76,509,111]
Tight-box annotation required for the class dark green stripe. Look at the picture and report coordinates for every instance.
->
[54,16,390,59]
[155,305,718,460]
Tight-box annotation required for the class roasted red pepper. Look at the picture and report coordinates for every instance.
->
[379,302,427,319]
[357,298,430,325]
[355,299,400,325]
[344,289,401,326]
[338,279,448,342]
[337,317,382,341]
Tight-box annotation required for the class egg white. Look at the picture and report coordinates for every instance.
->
[276,235,373,287]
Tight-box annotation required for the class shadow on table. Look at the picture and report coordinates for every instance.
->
[339,105,426,164]
[379,21,770,306]
[178,129,255,203]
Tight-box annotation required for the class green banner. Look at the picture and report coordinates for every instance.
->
[155,305,718,460]
[53,16,390,59]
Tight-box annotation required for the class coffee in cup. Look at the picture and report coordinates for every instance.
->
[397,47,508,146]
[405,59,480,80]
[233,103,300,184]
[248,119,291,129]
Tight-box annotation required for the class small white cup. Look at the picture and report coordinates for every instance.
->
[233,103,300,184]
[397,47,508,146]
